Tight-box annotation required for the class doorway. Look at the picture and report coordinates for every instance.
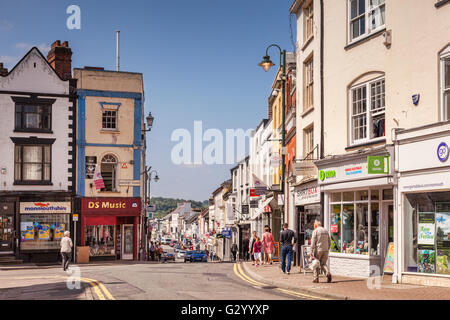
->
[121,224,134,260]
[381,203,394,265]
[0,214,14,255]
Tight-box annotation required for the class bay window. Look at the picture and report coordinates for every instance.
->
[350,77,385,144]
[13,142,53,185]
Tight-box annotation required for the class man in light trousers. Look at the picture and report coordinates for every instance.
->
[310,220,332,283]
[60,231,73,271]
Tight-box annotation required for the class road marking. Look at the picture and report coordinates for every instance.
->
[0,275,114,300]
[81,277,115,300]
[234,263,328,300]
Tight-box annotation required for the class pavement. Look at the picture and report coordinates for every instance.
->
[240,261,450,300]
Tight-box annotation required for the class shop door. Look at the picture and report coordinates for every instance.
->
[0,215,14,254]
[121,224,134,260]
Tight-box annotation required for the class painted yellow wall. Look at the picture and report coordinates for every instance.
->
[271,69,283,185]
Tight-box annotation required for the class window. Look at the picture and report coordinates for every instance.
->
[349,0,385,42]
[303,57,314,111]
[303,125,314,160]
[330,189,387,255]
[441,48,450,120]
[102,110,117,130]
[101,154,117,192]
[15,104,51,132]
[85,225,116,256]
[350,77,385,144]
[14,145,51,183]
[303,1,314,43]
[20,214,69,250]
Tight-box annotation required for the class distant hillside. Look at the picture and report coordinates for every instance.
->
[150,197,208,219]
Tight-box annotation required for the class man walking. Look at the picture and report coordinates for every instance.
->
[310,220,332,283]
[249,231,257,265]
[231,242,238,262]
[279,223,296,274]
[60,231,73,271]
[242,236,250,261]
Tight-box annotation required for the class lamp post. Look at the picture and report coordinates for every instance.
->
[259,44,286,228]
[141,111,156,260]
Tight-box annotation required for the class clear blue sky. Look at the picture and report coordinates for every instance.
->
[0,0,295,201]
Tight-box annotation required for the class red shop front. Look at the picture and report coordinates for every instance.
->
[81,197,141,260]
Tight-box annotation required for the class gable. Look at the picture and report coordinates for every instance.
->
[0,48,68,94]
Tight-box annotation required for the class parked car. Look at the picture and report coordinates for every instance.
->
[187,250,208,263]
[162,238,172,245]
[162,251,175,262]
[184,251,194,262]
[174,245,182,252]
[177,250,186,259]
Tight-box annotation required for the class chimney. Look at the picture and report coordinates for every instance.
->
[47,40,72,80]
[0,63,8,76]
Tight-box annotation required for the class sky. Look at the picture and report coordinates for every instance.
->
[0,0,296,201]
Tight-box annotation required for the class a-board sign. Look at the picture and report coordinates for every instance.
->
[272,242,280,262]
[301,245,313,274]
[383,242,395,274]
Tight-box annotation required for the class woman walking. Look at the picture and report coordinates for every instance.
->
[262,226,274,265]
[253,236,263,266]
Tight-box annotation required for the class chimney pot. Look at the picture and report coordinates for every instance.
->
[51,40,61,49]
[62,41,68,48]
[47,40,72,80]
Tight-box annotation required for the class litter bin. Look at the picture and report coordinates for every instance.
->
[77,246,90,263]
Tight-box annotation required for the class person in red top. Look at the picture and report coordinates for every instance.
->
[262,226,274,265]
[253,236,263,266]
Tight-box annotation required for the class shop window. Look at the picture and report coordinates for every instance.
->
[342,204,355,253]
[349,0,385,43]
[20,214,69,250]
[350,77,385,145]
[101,154,117,192]
[331,193,341,202]
[85,225,116,256]
[383,189,393,200]
[404,193,450,275]
[330,189,390,256]
[14,144,51,184]
[330,205,341,252]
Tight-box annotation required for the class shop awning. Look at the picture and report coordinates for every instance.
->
[84,216,116,226]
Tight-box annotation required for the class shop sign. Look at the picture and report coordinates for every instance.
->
[437,142,449,162]
[264,205,271,213]
[82,198,141,212]
[270,153,281,168]
[118,179,141,186]
[367,156,389,174]
[293,161,317,177]
[319,169,336,181]
[331,224,338,233]
[222,229,231,239]
[345,165,363,176]
[294,186,320,206]
[250,199,259,208]
[250,187,266,197]
[20,202,71,214]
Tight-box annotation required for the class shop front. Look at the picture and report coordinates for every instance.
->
[18,200,72,262]
[394,122,450,287]
[0,202,15,257]
[294,181,321,266]
[81,197,141,261]
[315,147,395,277]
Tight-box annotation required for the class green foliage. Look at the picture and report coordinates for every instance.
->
[150,197,208,219]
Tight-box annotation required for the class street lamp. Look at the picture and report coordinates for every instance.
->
[143,112,154,132]
[259,44,286,227]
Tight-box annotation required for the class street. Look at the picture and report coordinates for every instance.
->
[0,259,306,300]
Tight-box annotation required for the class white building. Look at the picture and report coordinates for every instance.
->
[0,44,75,262]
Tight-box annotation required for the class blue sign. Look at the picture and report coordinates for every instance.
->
[437,142,449,162]
[221,229,231,239]
[412,94,420,106]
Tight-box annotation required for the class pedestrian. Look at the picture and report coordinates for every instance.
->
[242,236,250,261]
[249,231,257,265]
[310,220,332,283]
[157,243,163,262]
[231,242,238,262]
[149,241,156,261]
[262,226,274,265]
[253,236,263,266]
[60,231,73,271]
[279,223,296,275]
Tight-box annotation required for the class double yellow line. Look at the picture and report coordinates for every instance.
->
[233,263,327,300]
[81,277,115,300]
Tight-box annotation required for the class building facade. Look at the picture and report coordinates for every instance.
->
[74,67,145,261]
[0,42,76,262]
